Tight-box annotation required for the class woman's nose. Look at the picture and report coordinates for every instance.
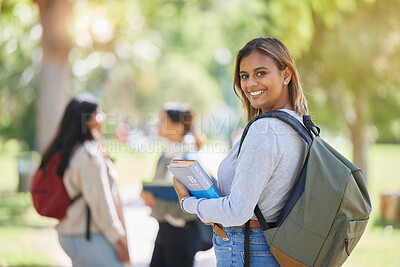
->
[248,76,258,87]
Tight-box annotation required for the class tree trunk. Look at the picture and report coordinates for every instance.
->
[349,92,369,182]
[35,0,72,153]
[333,86,369,182]
[350,120,368,180]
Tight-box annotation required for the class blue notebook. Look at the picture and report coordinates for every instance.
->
[142,181,179,201]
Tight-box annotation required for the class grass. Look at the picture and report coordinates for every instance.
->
[0,191,62,266]
[0,154,19,192]
[0,227,53,267]
[0,142,399,266]
[107,142,160,185]
[342,144,400,267]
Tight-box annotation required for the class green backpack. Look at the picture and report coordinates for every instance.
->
[240,110,372,267]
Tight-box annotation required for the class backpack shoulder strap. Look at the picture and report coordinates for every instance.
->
[238,110,314,156]
[241,111,319,266]
[240,111,315,267]
[239,111,319,226]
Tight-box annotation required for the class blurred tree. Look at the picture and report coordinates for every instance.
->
[34,0,71,152]
[67,0,226,115]
[1,0,399,169]
[0,0,40,149]
[301,0,400,178]
[66,0,264,137]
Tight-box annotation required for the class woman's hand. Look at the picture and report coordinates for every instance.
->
[116,238,130,263]
[173,177,190,202]
[140,189,156,208]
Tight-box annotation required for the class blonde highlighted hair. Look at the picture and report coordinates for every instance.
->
[233,37,308,122]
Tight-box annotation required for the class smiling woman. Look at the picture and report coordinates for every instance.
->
[173,37,309,267]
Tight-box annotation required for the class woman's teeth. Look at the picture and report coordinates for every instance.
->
[250,90,264,96]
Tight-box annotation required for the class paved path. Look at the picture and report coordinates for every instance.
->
[120,184,216,267]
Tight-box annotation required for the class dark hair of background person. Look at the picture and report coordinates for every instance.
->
[233,37,308,122]
[39,94,99,176]
[162,102,204,150]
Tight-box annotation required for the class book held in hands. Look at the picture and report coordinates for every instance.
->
[167,160,222,199]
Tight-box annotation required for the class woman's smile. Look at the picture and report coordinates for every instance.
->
[249,89,266,97]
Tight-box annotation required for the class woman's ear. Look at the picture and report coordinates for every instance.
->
[283,67,292,84]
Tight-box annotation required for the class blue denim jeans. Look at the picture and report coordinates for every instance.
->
[213,227,280,267]
[59,233,124,267]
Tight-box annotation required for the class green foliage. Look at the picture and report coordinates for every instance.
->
[67,0,229,117]
[0,0,40,149]
[1,0,399,147]
[0,193,32,225]
[300,0,400,143]
[0,154,19,191]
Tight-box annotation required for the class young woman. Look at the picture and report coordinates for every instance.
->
[39,94,129,266]
[173,37,308,266]
[140,102,207,267]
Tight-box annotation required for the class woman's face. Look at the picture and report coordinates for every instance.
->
[158,111,183,141]
[87,108,106,136]
[239,50,291,113]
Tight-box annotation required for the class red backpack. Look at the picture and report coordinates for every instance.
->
[30,152,76,220]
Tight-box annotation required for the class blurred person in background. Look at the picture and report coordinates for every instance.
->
[39,94,130,266]
[116,102,209,267]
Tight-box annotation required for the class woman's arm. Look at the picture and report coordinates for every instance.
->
[178,120,283,226]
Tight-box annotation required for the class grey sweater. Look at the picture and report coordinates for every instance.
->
[183,109,306,226]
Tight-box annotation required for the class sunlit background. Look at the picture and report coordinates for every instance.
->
[1,0,400,266]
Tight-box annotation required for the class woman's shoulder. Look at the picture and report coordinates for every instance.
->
[249,109,302,136]
[70,141,104,168]
[246,117,277,137]
[83,140,104,156]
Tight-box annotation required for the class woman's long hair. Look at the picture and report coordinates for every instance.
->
[39,94,99,176]
[162,102,204,150]
[233,37,308,122]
